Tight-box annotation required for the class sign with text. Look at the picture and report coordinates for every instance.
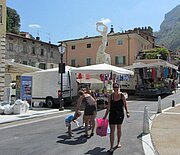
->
[20,76,32,102]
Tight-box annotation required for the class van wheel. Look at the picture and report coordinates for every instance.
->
[46,98,54,108]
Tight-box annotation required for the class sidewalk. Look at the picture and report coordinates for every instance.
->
[0,108,71,124]
[151,104,180,155]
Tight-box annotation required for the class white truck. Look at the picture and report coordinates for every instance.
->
[22,66,78,108]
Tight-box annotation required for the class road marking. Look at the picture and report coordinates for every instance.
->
[0,112,74,130]
[163,112,180,115]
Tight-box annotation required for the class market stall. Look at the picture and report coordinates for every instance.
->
[71,63,134,106]
[123,60,178,97]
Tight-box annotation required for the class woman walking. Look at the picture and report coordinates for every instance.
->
[103,83,130,153]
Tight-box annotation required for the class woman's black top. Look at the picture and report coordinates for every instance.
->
[109,93,124,125]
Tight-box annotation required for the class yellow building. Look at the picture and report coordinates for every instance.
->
[0,0,6,101]
[62,26,155,67]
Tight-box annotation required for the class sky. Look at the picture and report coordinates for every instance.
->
[6,0,180,45]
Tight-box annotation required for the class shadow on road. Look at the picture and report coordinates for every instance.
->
[57,134,87,145]
[84,147,109,155]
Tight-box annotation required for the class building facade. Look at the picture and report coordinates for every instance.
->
[5,33,60,69]
[0,0,6,101]
[63,26,155,67]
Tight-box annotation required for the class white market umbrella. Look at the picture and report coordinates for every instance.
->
[70,63,134,75]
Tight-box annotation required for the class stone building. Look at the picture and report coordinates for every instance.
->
[62,26,155,67]
[0,0,6,101]
[5,33,60,69]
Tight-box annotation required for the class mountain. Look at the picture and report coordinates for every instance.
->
[154,4,180,52]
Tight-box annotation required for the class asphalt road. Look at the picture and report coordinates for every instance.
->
[0,92,179,155]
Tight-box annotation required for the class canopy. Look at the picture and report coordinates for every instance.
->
[124,61,178,70]
[70,63,134,75]
[77,78,103,84]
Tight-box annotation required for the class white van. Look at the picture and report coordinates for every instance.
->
[22,66,77,108]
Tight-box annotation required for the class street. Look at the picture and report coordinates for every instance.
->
[0,92,179,155]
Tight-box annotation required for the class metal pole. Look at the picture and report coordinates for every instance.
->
[59,53,64,111]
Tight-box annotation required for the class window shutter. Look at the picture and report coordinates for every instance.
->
[123,56,126,64]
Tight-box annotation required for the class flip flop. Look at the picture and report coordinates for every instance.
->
[107,148,114,153]
[116,144,122,148]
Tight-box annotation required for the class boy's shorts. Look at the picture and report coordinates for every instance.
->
[65,121,71,127]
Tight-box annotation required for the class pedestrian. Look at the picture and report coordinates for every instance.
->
[85,86,96,99]
[103,83,130,153]
[75,90,97,137]
[82,86,97,128]
[65,111,81,137]
[171,79,176,93]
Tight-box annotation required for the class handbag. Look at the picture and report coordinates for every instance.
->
[96,118,109,136]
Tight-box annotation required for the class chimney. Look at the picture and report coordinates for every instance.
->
[36,36,40,40]
[109,25,114,33]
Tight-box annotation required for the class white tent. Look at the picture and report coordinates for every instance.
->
[77,78,103,84]
[70,63,134,75]
[124,61,178,70]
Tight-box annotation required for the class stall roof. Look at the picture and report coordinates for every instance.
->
[124,60,178,70]
[70,63,134,75]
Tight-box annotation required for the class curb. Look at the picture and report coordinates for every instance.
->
[142,103,180,155]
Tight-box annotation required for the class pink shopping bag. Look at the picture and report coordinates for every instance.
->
[96,118,109,136]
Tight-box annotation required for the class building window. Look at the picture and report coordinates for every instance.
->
[39,63,46,69]
[32,47,35,54]
[117,40,123,45]
[86,58,91,66]
[71,45,76,50]
[87,44,91,48]
[50,64,54,68]
[106,42,109,46]
[115,56,126,65]
[22,61,27,65]
[40,49,44,56]
[31,62,36,67]
[9,43,13,51]
[9,37,13,40]
[0,5,2,23]
[152,43,155,48]
[23,44,27,53]
[50,51,53,58]
[71,59,76,67]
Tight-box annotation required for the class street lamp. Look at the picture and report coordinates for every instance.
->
[58,42,66,111]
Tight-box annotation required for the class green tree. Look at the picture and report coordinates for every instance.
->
[145,48,169,60]
[6,7,21,34]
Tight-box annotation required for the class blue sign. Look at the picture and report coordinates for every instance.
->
[20,76,32,101]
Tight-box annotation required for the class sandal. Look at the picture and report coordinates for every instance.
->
[107,148,114,153]
[116,144,122,148]
[90,133,94,137]
[83,134,89,138]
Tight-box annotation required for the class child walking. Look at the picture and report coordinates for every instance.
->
[65,111,81,137]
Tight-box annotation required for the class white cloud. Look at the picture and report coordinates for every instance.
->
[29,24,41,28]
[99,18,111,24]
